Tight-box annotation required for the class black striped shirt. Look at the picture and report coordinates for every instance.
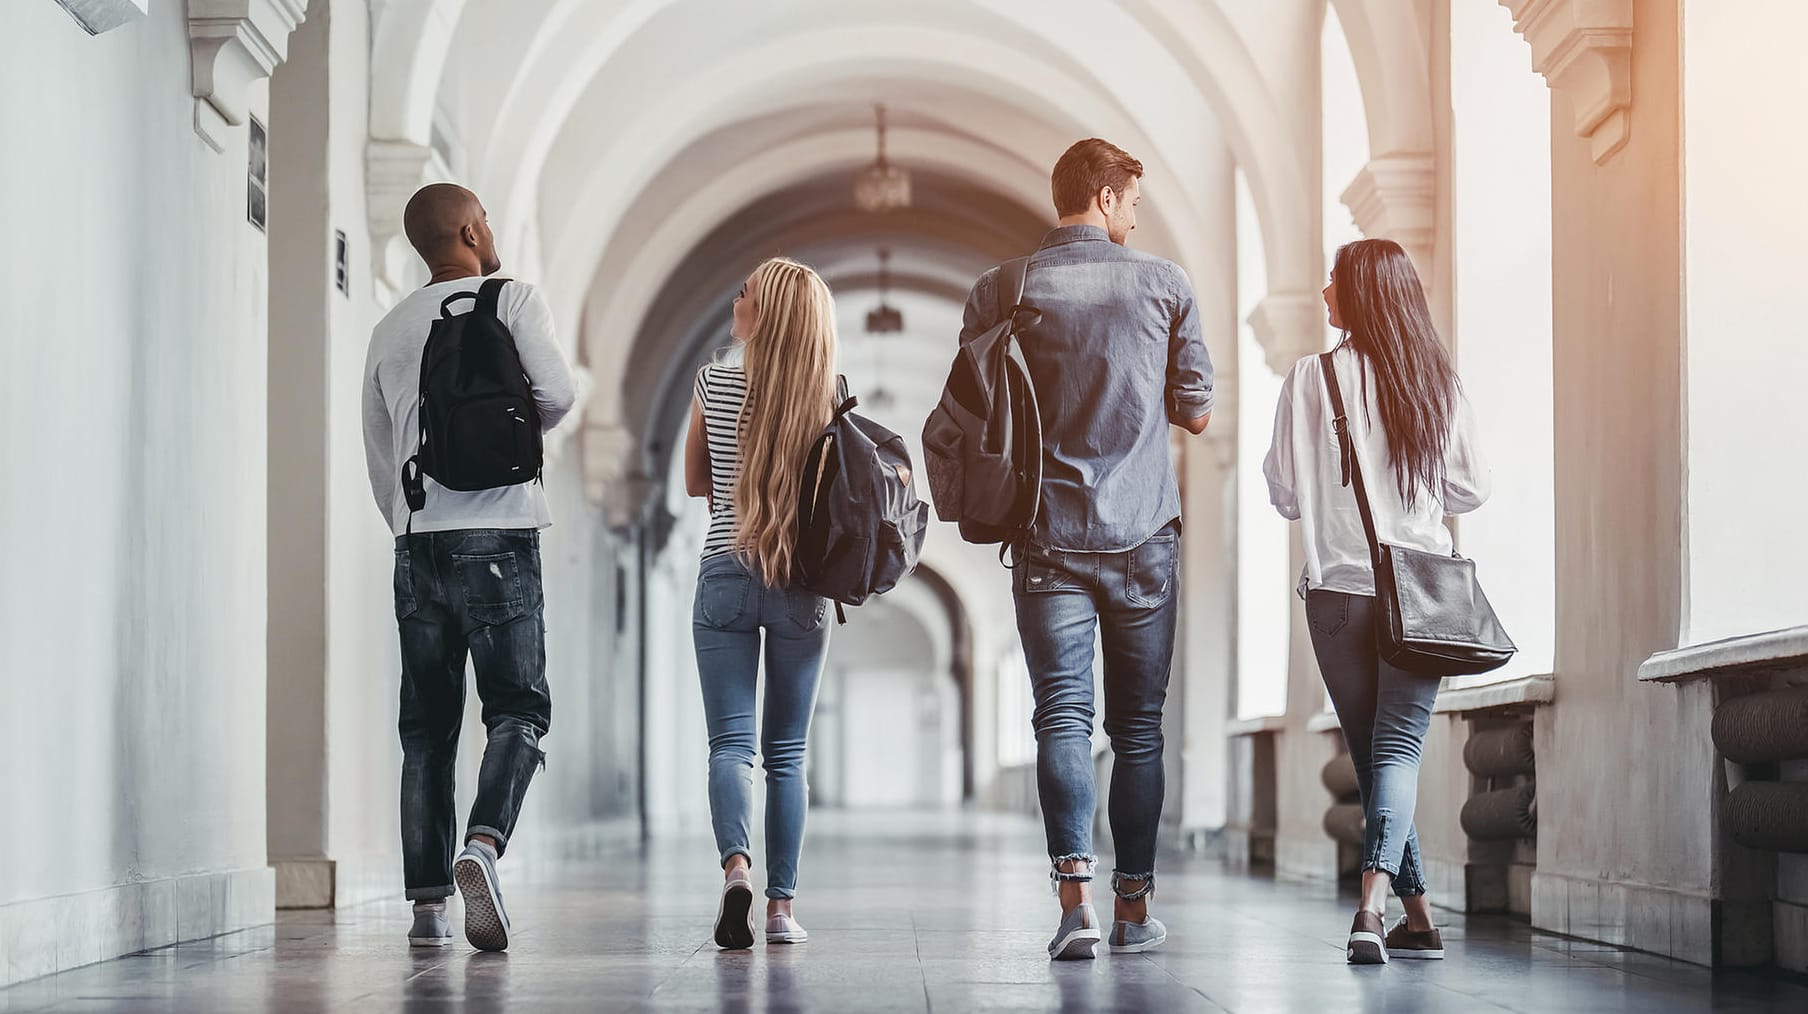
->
[695,363,747,561]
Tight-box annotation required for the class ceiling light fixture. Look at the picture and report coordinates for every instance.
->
[853,104,911,213]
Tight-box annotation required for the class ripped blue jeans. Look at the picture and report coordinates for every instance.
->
[1305,589,1439,897]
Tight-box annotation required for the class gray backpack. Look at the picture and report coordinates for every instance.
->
[793,379,930,622]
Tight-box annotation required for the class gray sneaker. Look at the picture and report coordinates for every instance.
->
[408,901,452,948]
[1047,903,1102,960]
[452,841,511,951]
[1108,915,1167,953]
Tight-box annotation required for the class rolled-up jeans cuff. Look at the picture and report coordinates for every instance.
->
[1050,853,1097,882]
[720,847,753,869]
[765,886,796,901]
[407,884,454,901]
[466,825,510,858]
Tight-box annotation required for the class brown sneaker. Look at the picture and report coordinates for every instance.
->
[1347,910,1387,964]
[1385,915,1445,959]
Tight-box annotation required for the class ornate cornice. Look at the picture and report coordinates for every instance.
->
[54,0,147,35]
[1341,153,1437,279]
[1502,0,1634,164]
[188,0,308,153]
[1247,293,1327,377]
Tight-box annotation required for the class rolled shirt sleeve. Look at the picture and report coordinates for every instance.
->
[1165,266,1215,424]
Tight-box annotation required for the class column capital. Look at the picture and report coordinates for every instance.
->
[187,0,308,153]
[1501,0,1634,164]
[1341,153,1437,280]
[55,0,147,35]
[365,140,435,291]
[582,419,641,519]
[1247,292,1326,378]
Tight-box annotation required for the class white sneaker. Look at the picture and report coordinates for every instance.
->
[766,913,809,944]
[714,874,756,950]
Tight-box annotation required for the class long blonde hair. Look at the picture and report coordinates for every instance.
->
[732,258,839,587]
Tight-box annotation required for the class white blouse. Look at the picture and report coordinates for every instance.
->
[1262,346,1491,598]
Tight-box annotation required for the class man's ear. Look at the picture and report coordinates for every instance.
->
[461,223,478,248]
[1097,186,1116,216]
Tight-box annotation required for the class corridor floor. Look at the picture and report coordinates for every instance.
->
[3,812,1804,1013]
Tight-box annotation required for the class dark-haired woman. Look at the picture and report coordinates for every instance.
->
[1263,238,1491,965]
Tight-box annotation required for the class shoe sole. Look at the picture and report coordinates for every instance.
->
[453,856,510,952]
[408,936,452,948]
[1049,928,1101,961]
[1347,931,1388,964]
[1386,947,1445,959]
[767,933,809,944]
[1109,933,1167,954]
[714,882,756,950]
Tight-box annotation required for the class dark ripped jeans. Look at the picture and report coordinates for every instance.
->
[393,528,551,900]
[1012,523,1179,888]
[1306,589,1439,896]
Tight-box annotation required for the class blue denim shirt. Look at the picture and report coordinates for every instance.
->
[960,225,1214,552]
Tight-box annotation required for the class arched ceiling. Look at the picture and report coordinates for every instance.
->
[362,0,1426,522]
[378,0,1334,420]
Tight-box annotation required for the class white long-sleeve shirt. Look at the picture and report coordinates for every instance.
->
[1263,345,1491,597]
[363,277,577,536]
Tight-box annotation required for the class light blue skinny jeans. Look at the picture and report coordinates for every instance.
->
[1305,589,1440,896]
[692,552,831,900]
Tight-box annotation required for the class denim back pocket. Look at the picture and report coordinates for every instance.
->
[454,552,527,625]
[1306,591,1349,637]
[698,568,751,628]
[1125,532,1177,608]
[787,591,828,632]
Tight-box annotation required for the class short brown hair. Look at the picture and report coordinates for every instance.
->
[1050,139,1144,217]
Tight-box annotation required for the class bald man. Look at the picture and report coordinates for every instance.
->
[362,184,577,951]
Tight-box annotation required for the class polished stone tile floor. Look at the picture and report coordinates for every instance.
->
[4,811,1806,1012]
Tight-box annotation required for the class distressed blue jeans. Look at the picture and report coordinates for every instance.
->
[1012,523,1179,885]
[393,529,551,900]
[1306,589,1439,896]
[692,553,831,900]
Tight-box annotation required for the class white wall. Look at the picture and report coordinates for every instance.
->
[1445,0,1555,681]
[0,0,273,983]
[1680,0,1808,645]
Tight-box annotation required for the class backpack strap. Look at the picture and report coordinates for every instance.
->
[477,276,510,319]
[995,257,1030,329]
[833,374,857,419]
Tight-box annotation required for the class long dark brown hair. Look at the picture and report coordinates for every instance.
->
[1332,238,1460,507]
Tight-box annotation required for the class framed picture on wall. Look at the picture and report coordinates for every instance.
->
[248,116,268,233]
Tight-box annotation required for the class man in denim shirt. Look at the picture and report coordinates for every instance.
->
[960,139,1213,960]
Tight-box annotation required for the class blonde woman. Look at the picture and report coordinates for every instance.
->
[684,257,838,949]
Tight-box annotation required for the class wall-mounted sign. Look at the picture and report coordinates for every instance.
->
[335,231,349,295]
[247,116,268,233]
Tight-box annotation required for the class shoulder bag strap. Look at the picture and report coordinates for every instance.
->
[1319,351,1383,570]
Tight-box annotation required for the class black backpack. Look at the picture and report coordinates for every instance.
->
[401,277,542,518]
[794,379,930,623]
[921,256,1043,550]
